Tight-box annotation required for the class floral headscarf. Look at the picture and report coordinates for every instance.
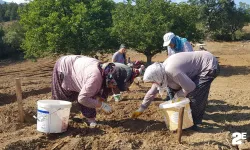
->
[98,62,117,99]
[101,62,117,87]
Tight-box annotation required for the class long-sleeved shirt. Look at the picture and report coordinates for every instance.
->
[57,55,102,108]
[141,51,218,109]
[167,41,193,57]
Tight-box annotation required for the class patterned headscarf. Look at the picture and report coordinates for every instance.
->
[143,62,167,88]
[101,62,117,87]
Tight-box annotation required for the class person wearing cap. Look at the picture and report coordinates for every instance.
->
[163,32,194,100]
[112,44,127,64]
[132,51,220,130]
[52,55,119,127]
[163,32,193,57]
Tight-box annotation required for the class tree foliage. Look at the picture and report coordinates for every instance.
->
[0,21,24,59]
[188,0,250,40]
[168,2,204,42]
[112,0,201,64]
[0,3,21,22]
[0,26,6,58]
[19,0,116,58]
[3,21,24,50]
[112,0,170,64]
[0,0,250,60]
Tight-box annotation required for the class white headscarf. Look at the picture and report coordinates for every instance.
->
[143,62,168,97]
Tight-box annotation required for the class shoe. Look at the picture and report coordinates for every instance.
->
[184,124,200,131]
[86,118,97,128]
[89,122,97,128]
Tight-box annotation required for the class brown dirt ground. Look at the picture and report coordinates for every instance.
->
[0,41,250,150]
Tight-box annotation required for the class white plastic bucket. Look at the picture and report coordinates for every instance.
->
[37,100,72,133]
[159,98,194,131]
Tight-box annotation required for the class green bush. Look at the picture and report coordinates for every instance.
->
[0,21,24,59]
[234,30,245,40]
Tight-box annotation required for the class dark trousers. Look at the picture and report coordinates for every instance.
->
[167,65,220,124]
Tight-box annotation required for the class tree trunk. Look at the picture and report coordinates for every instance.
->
[146,55,152,66]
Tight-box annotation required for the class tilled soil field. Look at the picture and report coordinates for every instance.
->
[0,41,250,150]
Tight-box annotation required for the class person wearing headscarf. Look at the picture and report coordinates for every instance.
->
[52,55,118,127]
[132,51,220,130]
[163,32,193,57]
[112,44,127,64]
[163,32,194,100]
[113,63,145,91]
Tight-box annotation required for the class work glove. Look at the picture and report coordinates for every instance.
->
[131,107,145,118]
[101,102,113,114]
[173,94,183,102]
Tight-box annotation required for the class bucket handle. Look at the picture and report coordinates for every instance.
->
[33,108,62,120]
[33,115,40,121]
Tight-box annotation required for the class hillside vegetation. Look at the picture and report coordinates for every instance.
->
[0,0,249,64]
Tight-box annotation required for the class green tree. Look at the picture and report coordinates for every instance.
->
[112,0,172,65]
[0,3,20,22]
[10,3,19,20]
[168,2,204,42]
[0,26,5,58]
[79,0,118,55]
[19,0,115,58]
[3,21,24,50]
[112,0,202,64]
[188,0,250,40]
[0,22,24,59]
[3,3,10,21]
[0,5,4,22]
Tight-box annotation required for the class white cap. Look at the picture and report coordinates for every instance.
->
[163,32,175,47]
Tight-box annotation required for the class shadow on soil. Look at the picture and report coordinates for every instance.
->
[190,140,232,149]
[98,118,167,133]
[0,58,24,68]
[3,125,104,150]
[45,125,104,141]
[0,87,51,106]
[184,99,250,148]
[202,99,250,136]
[219,65,250,77]
[0,68,52,78]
